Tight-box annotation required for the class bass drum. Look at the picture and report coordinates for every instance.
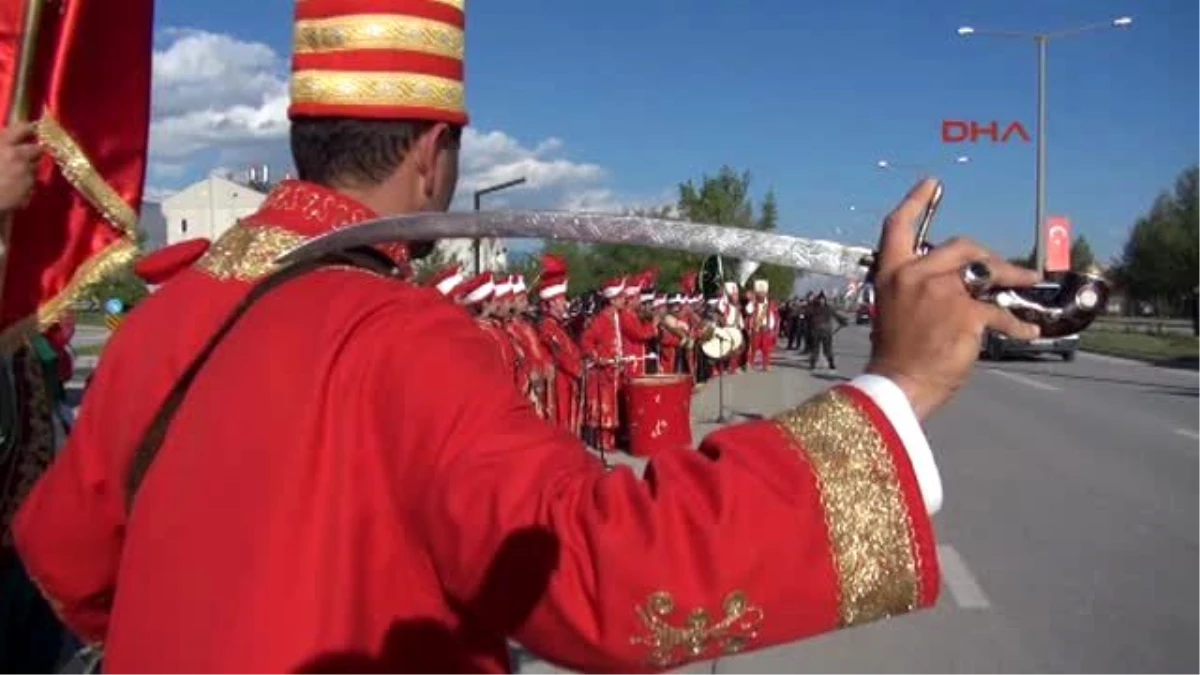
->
[624,373,694,457]
[700,326,743,360]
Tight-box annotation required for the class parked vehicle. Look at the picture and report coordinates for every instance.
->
[855,303,872,325]
[980,282,1079,361]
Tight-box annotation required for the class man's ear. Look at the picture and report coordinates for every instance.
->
[414,122,454,195]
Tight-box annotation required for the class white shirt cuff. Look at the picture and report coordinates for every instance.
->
[846,374,943,516]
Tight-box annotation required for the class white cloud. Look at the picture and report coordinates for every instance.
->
[147,28,651,213]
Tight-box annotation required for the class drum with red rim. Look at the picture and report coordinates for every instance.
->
[624,373,693,457]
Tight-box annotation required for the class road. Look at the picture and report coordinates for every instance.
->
[66,326,1198,672]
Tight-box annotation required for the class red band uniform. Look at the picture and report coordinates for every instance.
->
[678,273,702,378]
[714,282,743,375]
[13,2,947,673]
[617,271,657,378]
[534,255,584,436]
[505,274,555,420]
[464,273,521,382]
[579,277,625,451]
[745,278,780,371]
[659,294,692,375]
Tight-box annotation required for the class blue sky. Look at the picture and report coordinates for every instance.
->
[151,0,1197,263]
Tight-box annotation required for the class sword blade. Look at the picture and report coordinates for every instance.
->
[274,211,872,278]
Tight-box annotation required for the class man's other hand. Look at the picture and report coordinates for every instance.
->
[0,122,41,212]
[865,178,1042,421]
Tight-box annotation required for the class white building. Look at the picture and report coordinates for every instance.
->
[147,176,510,271]
[138,200,168,250]
[162,176,266,246]
[437,237,508,273]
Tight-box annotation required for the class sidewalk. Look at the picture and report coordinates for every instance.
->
[517,351,844,674]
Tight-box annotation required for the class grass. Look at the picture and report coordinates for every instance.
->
[75,310,107,327]
[1079,330,1199,364]
[73,342,106,357]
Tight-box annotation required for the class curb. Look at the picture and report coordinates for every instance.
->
[1077,349,1199,372]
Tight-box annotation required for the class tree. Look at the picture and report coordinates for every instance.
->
[505,249,542,284]
[756,189,778,231]
[510,167,797,299]
[84,264,148,310]
[410,245,456,284]
[1111,165,1199,315]
[1069,236,1096,273]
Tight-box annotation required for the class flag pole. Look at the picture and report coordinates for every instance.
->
[0,0,48,320]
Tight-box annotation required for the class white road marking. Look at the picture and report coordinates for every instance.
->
[1174,428,1199,441]
[937,545,991,609]
[1078,351,1200,380]
[986,368,1061,391]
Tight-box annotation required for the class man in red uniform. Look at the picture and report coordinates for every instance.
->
[506,274,554,420]
[535,255,584,436]
[712,281,743,375]
[744,278,780,371]
[492,275,533,390]
[618,271,658,378]
[679,273,702,378]
[579,276,625,451]
[659,294,693,375]
[460,272,518,383]
[12,3,1043,671]
[427,264,465,297]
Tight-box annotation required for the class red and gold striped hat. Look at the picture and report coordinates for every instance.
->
[289,0,468,125]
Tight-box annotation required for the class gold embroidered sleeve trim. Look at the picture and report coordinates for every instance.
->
[290,70,465,113]
[0,238,137,354]
[35,115,138,236]
[294,14,464,60]
[773,389,922,628]
[0,114,144,349]
[631,590,764,669]
[195,224,308,282]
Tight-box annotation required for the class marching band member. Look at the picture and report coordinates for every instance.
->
[535,255,585,435]
[618,271,659,378]
[679,273,702,378]
[493,275,532,391]
[460,273,519,383]
[580,277,626,451]
[427,264,465,297]
[507,274,555,420]
[659,294,691,375]
[714,281,743,375]
[745,278,780,371]
[11,0,1040,668]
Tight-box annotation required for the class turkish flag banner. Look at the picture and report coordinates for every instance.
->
[1045,215,1071,273]
[0,0,154,348]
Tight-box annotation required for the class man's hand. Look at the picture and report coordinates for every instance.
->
[865,179,1041,421]
[0,122,41,212]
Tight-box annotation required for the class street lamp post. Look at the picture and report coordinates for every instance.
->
[957,16,1132,273]
[471,177,527,274]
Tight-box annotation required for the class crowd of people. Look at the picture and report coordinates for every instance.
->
[424,258,792,454]
[777,294,852,369]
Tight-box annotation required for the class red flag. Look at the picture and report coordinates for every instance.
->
[0,0,154,345]
[1045,216,1072,273]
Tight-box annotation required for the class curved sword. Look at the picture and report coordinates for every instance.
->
[273,210,873,279]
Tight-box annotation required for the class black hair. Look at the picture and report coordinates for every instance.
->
[290,117,462,187]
